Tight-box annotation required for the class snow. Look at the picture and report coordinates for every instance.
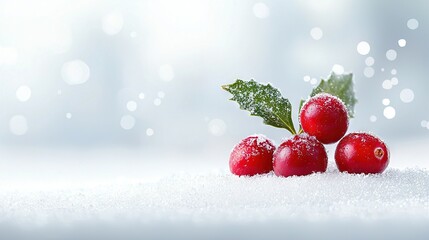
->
[0,139,428,239]
[0,139,428,240]
[4,168,428,222]
[0,165,428,239]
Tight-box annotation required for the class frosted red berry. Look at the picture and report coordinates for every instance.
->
[229,135,276,176]
[300,93,349,144]
[335,132,389,174]
[273,134,328,177]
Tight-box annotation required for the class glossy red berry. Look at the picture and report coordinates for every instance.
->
[300,93,349,144]
[229,135,275,176]
[273,134,328,177]
[335,132,389,174]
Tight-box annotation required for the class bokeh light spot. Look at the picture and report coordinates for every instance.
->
[9,115,28,136]
[61,60,90,85]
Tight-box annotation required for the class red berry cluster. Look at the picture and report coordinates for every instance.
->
[230,93,389,177]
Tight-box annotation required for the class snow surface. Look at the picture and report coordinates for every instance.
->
[0,138,428,239]
[0,165,428,240]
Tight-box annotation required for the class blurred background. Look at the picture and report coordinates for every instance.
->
[0,0,428,186]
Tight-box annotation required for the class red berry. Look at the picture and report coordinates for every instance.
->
[229,135,275,176]
[300,93,349,144]
[273,134,328,177]
[335,132,389,174]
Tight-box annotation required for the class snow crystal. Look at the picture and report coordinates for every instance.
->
[66,113,72,119]
[310,78,318,85]
[407,18,419,30]
[357,41,370,55]
[400,88,414,103]
[138,92,145,99]
[9,115,28,136]
[310,27,323,40]
[16,85,32,102]
[370,115,377,122]
[391,69,397,75]
[391,77,398,85]
[421,120,427,128]
[253,2,270,19]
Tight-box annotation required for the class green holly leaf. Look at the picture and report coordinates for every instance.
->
[222,79,296,134]
[310,72,357,118]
